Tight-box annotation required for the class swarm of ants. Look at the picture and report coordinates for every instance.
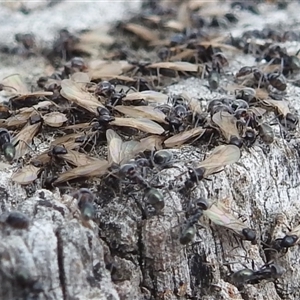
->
[0,0,300,299]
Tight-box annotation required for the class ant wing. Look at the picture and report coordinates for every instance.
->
[51,132,90,150]
[15,91,53,100]
[135,135,164,152]
[12,117,42,159]
[1,74,28,95]
[94,75,135,82]
[5,101,56,129]
[60,73,104,115]
[164,127,206,148]
[89,60,134,79]
[123,23,159,42]
[2,110,33,128]
[53,160,109,184]
[42,112,68,128]
[120,140,140,165]
[186,95,205,116]
[63,122,92,131]
[261,99,290,116]
[30,151,51,167]
[123,91,168,104]
[212,111,240,142]
[2,74,52,99]
[106,129,123,165]
[203,202,251,239]
[197,144,240,169]
[32,100,58,110]
[11,164,41,185]
[248,107,267,117]
[107,129,141,165]
[110,117,165,135]
[70,72,90,88]
[170,49,195,62]
[114,105,168,124]
[62,150,104,167]
[146,61,199,72]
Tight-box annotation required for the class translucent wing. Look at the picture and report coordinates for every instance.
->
[123,23,159,42]
[53,160,110,184]
[70,72,90,88]
[12,117,42,159]
[147,61,198,72]
[106,129,140,165]
[135,135,164,152]
[1,74,29,95]
[2,110,33,128]
[110,117,164,134]
[204,202,248,238]
[123,91,168,104]
[42,112,68,127]
[212,111,240,141]
[120,140,140,164]
[89,60,134,79]
[1,74,53,99]
[62,150,104,167]
[11,165,41,185]
[114,105,168,124]
[261,99,290,116]
[164,127,206,148]
[60,72,104,114]
[51,132,89,149]
[180,92,204,116]
[196,145,241,170]
[106,129,123,165]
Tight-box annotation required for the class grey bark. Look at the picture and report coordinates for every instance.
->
[1,130,300,300]
[1,1,300,300]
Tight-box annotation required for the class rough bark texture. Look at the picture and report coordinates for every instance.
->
[1,131,300,300]
[1,1,300,300]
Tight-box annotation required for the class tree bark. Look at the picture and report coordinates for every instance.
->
[1,132,300,299]
[1,1,300,300]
